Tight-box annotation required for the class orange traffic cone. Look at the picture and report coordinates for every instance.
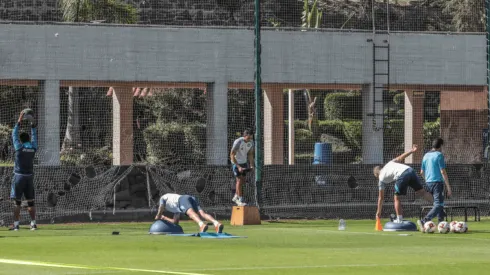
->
[375,218,383,231]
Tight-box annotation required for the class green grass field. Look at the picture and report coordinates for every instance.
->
[0,219,489,275]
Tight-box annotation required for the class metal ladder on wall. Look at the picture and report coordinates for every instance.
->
[366,0,390,131]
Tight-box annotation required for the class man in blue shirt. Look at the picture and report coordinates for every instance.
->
[417,138,452,232]
[10,110,38,231]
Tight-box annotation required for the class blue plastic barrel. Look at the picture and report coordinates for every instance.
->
[313,143,332,164]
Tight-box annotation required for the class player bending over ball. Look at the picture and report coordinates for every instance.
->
[373,145,433,223]
[10,110,38,231]
[230,129,255,206]
[155,193,224,233]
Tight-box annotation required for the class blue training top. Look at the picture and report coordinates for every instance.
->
[12,123,38,175]
[421,150,445,183]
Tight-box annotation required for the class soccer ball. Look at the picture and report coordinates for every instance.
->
[449,221,458,232]
[454,221,468,233]
[423,221,436,233]
[437,221,450,234]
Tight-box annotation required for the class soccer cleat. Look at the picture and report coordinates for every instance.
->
[9,225,20,231]
[417,220,425,233]
[199,224,208,233]
[215,223,224,233]
[30,224,37,231]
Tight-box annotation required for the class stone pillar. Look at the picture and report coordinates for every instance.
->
[38,80,60,166]
[362,84,383,164]
[404,91,424,163]
[440,90,487,163]
[264,87,284,164]
[112,87,133,165]
[206,81,228,165]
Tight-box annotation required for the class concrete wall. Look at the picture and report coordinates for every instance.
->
[0,24,486,86]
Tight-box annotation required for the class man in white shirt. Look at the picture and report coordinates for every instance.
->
[373,145,433,223]
[230,129,255,206]
[155,193,223,233]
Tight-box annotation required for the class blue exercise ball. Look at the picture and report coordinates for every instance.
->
[149,220,184,235]
[383,220,418,232]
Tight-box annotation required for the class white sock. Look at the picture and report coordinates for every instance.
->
[397,215,403,222]
[198,221,204,227]
[14,221,19,227]
[31,220,36,226]
[213,220,219,226]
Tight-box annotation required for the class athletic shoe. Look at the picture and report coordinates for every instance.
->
[236,201,247,206]
[9,225,19,231]
[199,224,208,233]
[30,224,37,231]
[232,196,239,205]
[215,223,224,233]
[417,220,425,233]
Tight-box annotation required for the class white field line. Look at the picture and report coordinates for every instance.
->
[0,259,210,275]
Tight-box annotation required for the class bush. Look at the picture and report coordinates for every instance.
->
[384,119,404,159]
[318,120,344,139]
[144,122,206,165]
[60,146,112,166]
[343,120,362,151]
[0,124,12,161]
[284,120,308,130]
[295,129,316,153]
[393,92,405,106]
[324,91,362,120]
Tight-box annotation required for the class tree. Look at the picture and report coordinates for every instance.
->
[58,0,138,154]
[438,0,485,32]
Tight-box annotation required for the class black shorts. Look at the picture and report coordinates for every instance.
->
[394,168,423,196]
[178,195,202,215]
[10,174,35,201]
[232,163,250,178]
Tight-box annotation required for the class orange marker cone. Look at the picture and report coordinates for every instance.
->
[375,218,383,231]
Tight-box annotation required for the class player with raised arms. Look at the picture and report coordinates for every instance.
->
[373,145,433,223]
[230,129,255,206]
[155,193,224,233]
[10,109,38,231]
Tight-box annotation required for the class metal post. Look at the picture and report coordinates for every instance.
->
[254,0,263,206]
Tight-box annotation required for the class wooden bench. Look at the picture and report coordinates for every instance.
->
[419,205,481,222]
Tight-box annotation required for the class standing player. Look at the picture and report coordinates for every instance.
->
[10,110,38,231]
[373,145,433,223]
[155,193,224,233]
[230,129,254,206]
[418,138,452,231]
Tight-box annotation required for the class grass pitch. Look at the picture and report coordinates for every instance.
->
[0,219,489,275]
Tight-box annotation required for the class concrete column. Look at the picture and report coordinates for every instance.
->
[440,90,487,163]
[38,80,60,166]
[112,87,133,165]
[362,84,383,164]
[288,89,295,165]
[404,91,424,163]
[206,81,228,165]
[264,87,284,164]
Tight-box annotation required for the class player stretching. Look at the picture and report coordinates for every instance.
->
[373,145,433,223]
[155,193,224,233]
[418,138,452,231]
[230,129,254,206]
[10,110,38,231]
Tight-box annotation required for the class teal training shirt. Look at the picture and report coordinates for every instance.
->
[421,151,445,183]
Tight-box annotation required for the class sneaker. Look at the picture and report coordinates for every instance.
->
[215,223,224,234]
[232,196,239,204]
[236,200,247,206]
[199,224,208,233]
[9,225,19,231]
[417,220,425,233]
[30,224,37,231]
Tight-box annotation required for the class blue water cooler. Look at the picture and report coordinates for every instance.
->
[313,142,332,164]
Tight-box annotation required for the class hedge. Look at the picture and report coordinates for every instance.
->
[0,124,12,161]
[144,122,206,165]
[324,91,362,120]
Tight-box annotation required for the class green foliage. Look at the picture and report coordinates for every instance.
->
[318,120,344,139]
[342,120,362,151]
[393,92,405,106]
[144,122,206,165]
[302,0,322,29]
[295,128,316,153]
[439,0,485,32]
[424,118,441,150]
[284,120,308,130]
[384,119,405,159]
[0,124,12,161]
[59,0,138,23]
[228,89,255,149]
[60,146,113,166]
[324,91,362,120]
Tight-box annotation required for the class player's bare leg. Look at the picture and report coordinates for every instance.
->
[394,195,403,222]
[199,210,223,233]
[27,200,37,230]
[233,176,247,206]
[12,201,21,231]
[416,189,434,203]
[186,208,208,232]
